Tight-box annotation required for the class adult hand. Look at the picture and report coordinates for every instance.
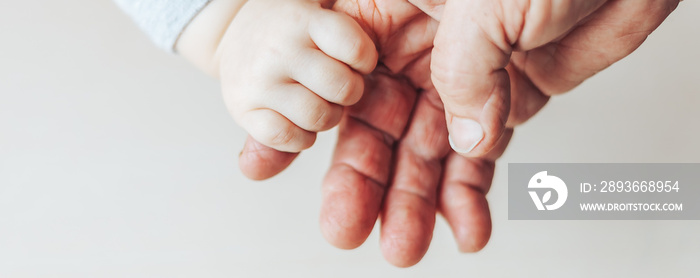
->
[238,0,681,267]
[415,0,680,157]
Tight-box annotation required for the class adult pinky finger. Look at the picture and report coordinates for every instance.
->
[240,108,317,153]
[238,136,299,180]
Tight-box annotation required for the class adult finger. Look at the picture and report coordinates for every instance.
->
[238,136,299,180]
[320,71,416,249]
[379,89,451,267]
[438,129,512,253]
[504,62,551,127]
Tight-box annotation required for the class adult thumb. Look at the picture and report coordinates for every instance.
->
[430,0,607,156]
[431,0,511,156]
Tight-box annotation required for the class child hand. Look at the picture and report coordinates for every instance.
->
[217,0,378,152]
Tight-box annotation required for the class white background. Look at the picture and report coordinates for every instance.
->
[1,1,698,277]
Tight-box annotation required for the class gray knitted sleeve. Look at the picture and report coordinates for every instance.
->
[114,0,213,52]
